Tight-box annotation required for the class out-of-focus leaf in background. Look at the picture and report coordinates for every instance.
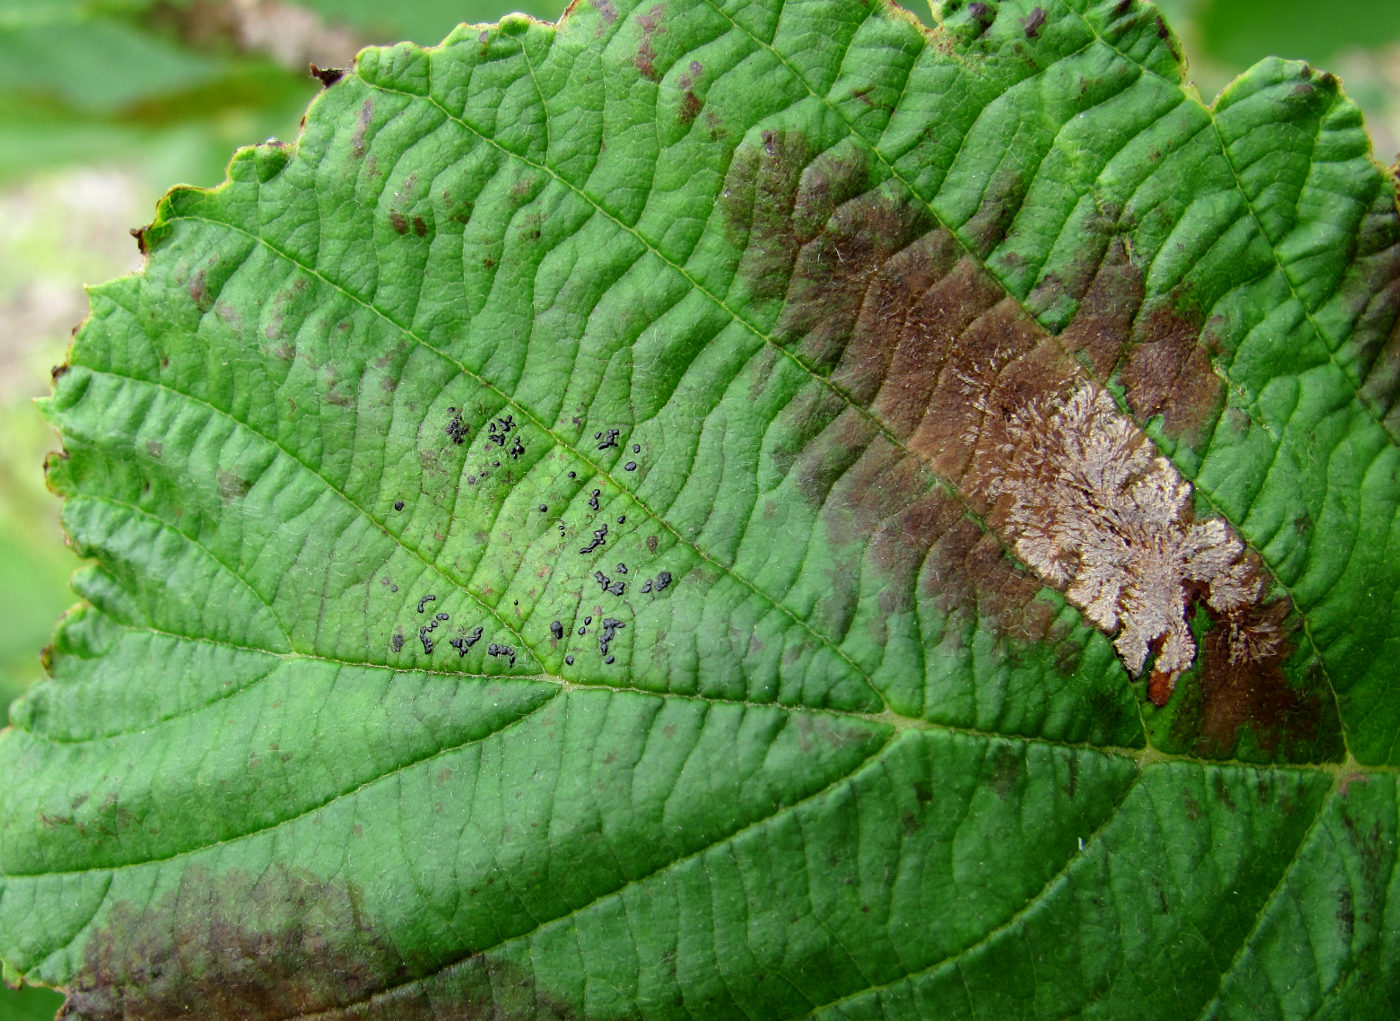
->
[1156,0,1400,155]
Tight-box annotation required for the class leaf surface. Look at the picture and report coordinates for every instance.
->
[4,0,1400,1017]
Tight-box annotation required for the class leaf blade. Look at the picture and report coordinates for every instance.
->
[4,0,1399,1016]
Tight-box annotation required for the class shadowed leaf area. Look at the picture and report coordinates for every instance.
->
[3,0,1399,1017]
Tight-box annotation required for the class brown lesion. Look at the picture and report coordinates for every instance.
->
[633,2,666,81]
[62,865,581,1020]
[1119,301,1224,445]
[722,130,1305,737]
[1193,598,1313,751]
[63,866,410,1020]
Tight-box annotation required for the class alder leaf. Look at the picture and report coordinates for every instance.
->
[4,0,1400,1016]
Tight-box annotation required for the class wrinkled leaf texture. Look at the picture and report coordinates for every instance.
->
[4,0,1400,1017]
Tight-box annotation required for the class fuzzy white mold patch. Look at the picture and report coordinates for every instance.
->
[984,382,1279,702]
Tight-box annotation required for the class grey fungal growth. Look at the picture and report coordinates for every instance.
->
[550,620,564,640]
[596,428,620,450]
[624,461,637,471]
[486,643,516,667]
[982,382,1271,702]
[416,594,437,613]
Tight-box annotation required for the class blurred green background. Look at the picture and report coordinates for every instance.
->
[1,0,1397,1014]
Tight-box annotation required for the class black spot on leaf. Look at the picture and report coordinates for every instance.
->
[449,627,484,656]
[310,63,345,87]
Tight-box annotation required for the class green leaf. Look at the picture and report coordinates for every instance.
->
[1193,0,1400,78]
[291,0,571,47]
[0,5,227,113]
[5,0,1400,1016]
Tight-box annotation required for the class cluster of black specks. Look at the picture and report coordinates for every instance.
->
[597,617,624,662]
[638,571,673,594]
[445,408,469,445]
[448,626,484,656]
[579,524,608,554]
[533,430,658,669]
[593,570,625,596]
[400,591,520,665]
[418,611,449,653]
[486,415,515,447]
[466,413,528,484]
[571,612,626,666]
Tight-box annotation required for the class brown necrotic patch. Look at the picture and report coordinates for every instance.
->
[724,131,1297,724]
[63,866,411,1020]
[62,866,580,1021]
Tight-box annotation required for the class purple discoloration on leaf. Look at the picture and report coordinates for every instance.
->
[634,3,665,80]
